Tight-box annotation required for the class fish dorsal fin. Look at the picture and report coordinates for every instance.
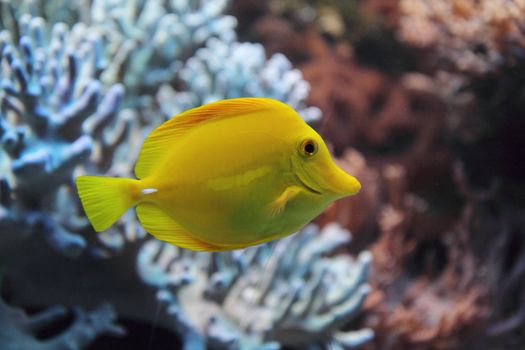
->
[136,203,222,251]
[135,98,285,179]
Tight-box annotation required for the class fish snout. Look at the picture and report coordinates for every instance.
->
[323,165,361,198]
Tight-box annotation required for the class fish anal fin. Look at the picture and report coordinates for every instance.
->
[136,203,221,252]
[267,186,304,217]
[135,98,287,179]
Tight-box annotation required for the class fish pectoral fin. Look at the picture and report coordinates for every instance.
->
[136,203,221,252]
[266,186,304,217]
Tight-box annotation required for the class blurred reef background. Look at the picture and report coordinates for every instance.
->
[0,0,524,349]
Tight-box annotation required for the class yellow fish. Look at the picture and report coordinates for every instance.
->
[76,98,361,251]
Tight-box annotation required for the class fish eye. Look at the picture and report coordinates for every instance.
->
[300,139,318,157]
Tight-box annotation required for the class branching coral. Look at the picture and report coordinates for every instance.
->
[0,0,241,257]
[399,0,525,74]
[138,223,373,349]
[0,295,124,350]
[223,1,525,348]
[0,1,374,348]
[0,265,124,350]
[17,0,238,91]
[87,0,238,90]
[157,36,322,122]
[363,163,487,350]
[450,162,525,348]
[0,0,325,255]
[0,14,127,258]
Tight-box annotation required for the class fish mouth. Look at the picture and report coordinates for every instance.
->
[295,174,322,195]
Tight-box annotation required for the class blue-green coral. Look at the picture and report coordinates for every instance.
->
[158,37,322,122]
[74,0,237,91]
[0,13,125,257]
[0,297,124,350]
[138,223,374,349]
[0,0,372,348]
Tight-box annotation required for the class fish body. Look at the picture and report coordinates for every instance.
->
[76,98,361,251]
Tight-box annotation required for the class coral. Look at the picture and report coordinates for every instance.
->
[0,268,124,350]
[363,163,487,350]
[1,1,374,348]
[156,36,322,122]
[0,296,124,350]
[450,162,525,348]
[16,0,238,91]
[0,0,324,255]
[232,11,444,157]
[219,1,525,348]
[399,0,525,74]
[297,27,450,192]
[231,0,405,73]
[367,159,523,349]
[258,0,392,44]
[86,0,238,91]
[425,40,525,348]
[0,13,128,258]
[229,6,493,348]
[0,0,241,258]
[138,223,373,349]
[319,150,487,350]
[350,53,525,350]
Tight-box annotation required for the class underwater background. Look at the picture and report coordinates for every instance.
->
[1,0,524,349]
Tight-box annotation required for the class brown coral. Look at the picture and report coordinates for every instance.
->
[366,162,488,350]
[230,0,525,348]
[399,0,525,73]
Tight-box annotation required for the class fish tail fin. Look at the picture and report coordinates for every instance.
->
[76,175,140,232]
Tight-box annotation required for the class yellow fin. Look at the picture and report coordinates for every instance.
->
[76,176,139,232]
[135,98,288,179]
[266,186,303,217]
[136,203,221,252]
